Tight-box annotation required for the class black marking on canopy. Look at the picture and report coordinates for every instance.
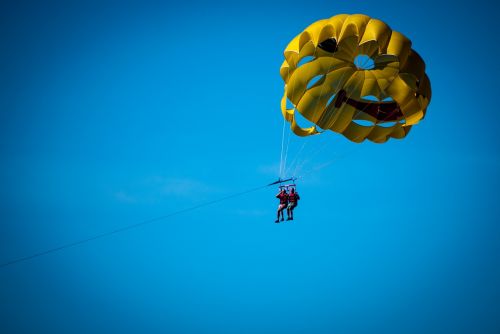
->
[318,38,338,53]
[334,90,403,122]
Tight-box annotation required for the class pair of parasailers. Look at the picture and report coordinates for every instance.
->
[275,187,300,223]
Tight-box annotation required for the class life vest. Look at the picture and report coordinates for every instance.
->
[278,193,288,204]
[288,193,299,203]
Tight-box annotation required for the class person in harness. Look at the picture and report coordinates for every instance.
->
[275,188,288,223]
[287,187,300,221]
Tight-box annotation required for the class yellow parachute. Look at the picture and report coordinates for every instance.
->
[280,14,431,143]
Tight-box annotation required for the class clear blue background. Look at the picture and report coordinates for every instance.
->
[1,0,499,333]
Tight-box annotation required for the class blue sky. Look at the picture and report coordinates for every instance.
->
[1,1,499,333]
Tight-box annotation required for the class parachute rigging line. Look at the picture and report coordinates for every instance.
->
[0,183,273,269]
[279,117,287,178]
[284,62,356,178]
[282,123,293,178]
[284,140,307,178]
